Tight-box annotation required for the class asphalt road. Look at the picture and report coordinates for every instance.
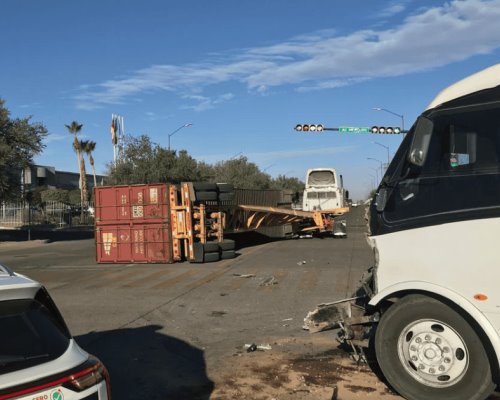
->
[0,208,413,399]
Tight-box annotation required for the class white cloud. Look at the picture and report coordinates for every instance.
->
[75,0,500,109]
[44,134,68,144]
[376,1,410,18]
[195,145,356,164]
[181,92,235,112]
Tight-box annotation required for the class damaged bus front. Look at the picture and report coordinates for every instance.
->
[305,64,500,400]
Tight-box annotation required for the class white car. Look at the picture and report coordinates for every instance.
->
[0,264,110,399]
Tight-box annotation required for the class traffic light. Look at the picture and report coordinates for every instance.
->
[370,126,401,134]
[295,124,324,132]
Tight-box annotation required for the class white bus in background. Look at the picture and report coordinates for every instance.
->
[302,168,348,212]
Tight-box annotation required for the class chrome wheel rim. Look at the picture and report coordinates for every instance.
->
[397,319,469,387]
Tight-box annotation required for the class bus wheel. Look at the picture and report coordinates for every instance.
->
[375,294,495,400]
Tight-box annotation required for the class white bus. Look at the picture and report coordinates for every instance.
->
[302,168,347,212]
[306,64,500,400]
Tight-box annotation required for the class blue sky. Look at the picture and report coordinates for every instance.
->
[2,0,500,200]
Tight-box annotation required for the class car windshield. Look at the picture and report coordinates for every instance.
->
[0,299,70,374]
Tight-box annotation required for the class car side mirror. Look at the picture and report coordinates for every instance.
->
[408,116,433,167]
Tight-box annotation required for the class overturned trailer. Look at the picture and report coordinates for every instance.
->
[305,64,500,400]
[95,182,348,264]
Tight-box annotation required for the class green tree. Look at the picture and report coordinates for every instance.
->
[0,99,47,201]
[40,189,69,204]
[270,175,305,192]
[68,189,82,205]
[212,156,271,189]
[107,135,206,185]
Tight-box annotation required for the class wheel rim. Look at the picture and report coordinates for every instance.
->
[397,319,469,388]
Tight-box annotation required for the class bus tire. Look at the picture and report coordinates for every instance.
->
[375,294,495,400]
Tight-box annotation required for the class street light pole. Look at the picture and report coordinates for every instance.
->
[368,174,376,191]
[372,107,405,131]
[368,157,384,178]
[373,141,390,164]
[168,123,193,151]
[370,167,379,184]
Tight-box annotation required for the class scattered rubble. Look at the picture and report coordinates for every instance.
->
[245,343,272,352]
[233,273,256,278]
[259,275,278,286]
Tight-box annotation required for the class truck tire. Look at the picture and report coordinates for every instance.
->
[216,183,234,193]
[203,242,219,253]
[218,239,235,251]
[375,294,495,400]
[220,250,236,259]
[218,192,234,202]
[193,182,218,191]
[203,252,220,263]
[192,242,204,263]
[195,191,218,201]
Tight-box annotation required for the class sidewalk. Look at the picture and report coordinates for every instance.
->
[0,239,51,250]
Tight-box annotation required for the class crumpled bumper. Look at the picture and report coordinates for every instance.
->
[303,268,379,361]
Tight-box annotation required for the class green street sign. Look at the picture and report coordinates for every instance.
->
[338,127,370,133]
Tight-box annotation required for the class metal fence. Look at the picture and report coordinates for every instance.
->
[0,201,94,228]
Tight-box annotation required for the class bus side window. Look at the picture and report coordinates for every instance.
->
[447,126,476,169]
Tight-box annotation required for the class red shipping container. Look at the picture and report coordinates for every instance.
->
[95,223,173,263]
[95,184,170,225]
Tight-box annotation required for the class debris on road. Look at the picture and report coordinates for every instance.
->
[210,310,228,317]
[246,343,257,352]
[297,260,307,265]
[303,305,344,333]
[244,343,272,352]
[282,318,293,322]
[233,273,256,278]
[259,275,278,286]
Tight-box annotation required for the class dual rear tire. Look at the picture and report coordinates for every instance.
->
[191,239,236,263]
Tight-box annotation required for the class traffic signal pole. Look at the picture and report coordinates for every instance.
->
[294,124,408,134]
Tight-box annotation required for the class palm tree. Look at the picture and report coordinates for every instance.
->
[65,122,87,207]
[75,140,90,206]
[82,140,97,189]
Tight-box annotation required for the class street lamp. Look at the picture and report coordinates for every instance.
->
[168,123,193,151]
[368,174,376,190]
[368,157,384,178]
[372,107,405,131]
[373,141,390,164]
[369,167,379,183]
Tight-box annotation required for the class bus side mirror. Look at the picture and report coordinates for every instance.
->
[408,116,433,167]
[375,188,388,212]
